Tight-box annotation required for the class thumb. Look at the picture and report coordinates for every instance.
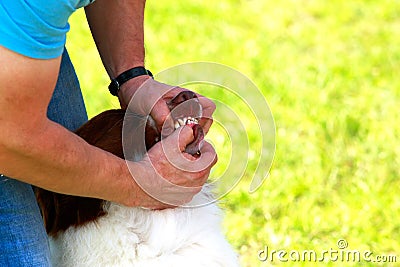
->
[151,101,175,136]
[163,125,194,153]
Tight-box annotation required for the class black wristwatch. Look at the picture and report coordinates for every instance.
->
[108,67,153,96]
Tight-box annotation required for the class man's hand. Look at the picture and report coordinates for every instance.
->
[118,76,216,136]
[127,126,217,209]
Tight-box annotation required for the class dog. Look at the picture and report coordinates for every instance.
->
[35,91,239,266]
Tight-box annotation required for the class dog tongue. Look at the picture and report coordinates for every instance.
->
[184,124,204,157]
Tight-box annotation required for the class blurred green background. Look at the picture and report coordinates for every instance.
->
[66,1,400,266]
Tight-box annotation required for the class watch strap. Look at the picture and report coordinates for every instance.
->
[108,67,153,96]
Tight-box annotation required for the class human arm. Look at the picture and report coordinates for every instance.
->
[0,46,131,203]
[84,0,215,134]
[0,46,216,208]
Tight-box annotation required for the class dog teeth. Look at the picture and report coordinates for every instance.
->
[173,117,200,129]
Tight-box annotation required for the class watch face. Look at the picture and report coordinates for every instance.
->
[109,80,120,96]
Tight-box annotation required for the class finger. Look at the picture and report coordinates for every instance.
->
[199,117,213,135]
[176,126,195,152]
[185,141,218,172]
[198,141,218,167]
[196,96,216,134]
[151,87,185,135]
[197,95,216,116]
[162,125,194,153]
[151,101,170,128]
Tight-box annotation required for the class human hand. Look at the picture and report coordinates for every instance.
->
[118,76,215,135]
[127,125,217,209]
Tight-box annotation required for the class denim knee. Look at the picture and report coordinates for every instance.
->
[0,178,51,266]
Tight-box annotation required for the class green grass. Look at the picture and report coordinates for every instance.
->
[67,1,400,266]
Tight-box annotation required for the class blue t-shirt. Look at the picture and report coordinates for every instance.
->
[0,0,93,59]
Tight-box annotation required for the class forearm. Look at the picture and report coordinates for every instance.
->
[0,118,138,205]
[85,0,146,78]
[0,46,139,206]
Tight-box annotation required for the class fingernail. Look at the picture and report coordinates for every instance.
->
[161,126,174,137]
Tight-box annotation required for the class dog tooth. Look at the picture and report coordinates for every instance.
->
[178,119,184,126]
[174,121,180,129]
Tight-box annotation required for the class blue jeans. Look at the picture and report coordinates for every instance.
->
[0,49,88,266]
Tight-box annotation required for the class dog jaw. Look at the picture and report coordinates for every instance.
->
[152,90,204,157]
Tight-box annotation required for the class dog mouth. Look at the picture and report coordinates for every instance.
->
[174,116,199,129]
[173,116,204,157]
[167,91,204,157]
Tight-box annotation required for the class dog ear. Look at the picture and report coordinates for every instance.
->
[34,187,56,234]
[75,109,126,158]
[34,110,125,236]
[75,109,160,160]
[35,187,106,237]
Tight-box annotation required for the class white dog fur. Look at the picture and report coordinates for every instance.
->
[49,185,240,267]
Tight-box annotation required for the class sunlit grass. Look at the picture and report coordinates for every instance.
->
[67,1,400,266]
